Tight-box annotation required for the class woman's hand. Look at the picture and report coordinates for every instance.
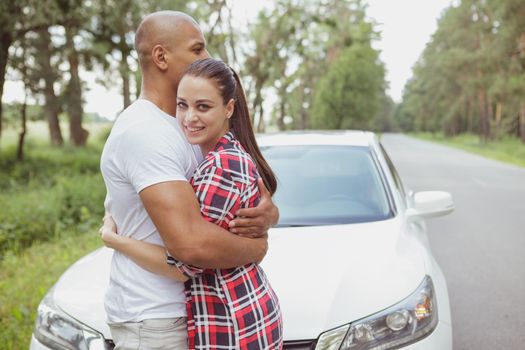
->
[98,214,121,249]
[228,178,279,238]
[97,213,189,282]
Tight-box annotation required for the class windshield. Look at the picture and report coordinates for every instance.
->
[261,145,393,227]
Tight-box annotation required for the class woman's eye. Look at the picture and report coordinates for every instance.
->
[177,102,187,109]
[198,104,210,111]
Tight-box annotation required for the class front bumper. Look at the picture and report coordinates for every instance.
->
[31,320,451,350]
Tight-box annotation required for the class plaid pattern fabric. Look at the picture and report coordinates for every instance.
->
[167,131,283,350]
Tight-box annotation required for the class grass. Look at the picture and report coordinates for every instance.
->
[0,231,102,349]
[0,121,110,348]
[412,132,525,168]
[1,120,112,147]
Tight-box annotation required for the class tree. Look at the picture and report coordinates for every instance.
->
[57,0,93,146]
[91,0,142,110]
[311,44,385,129]
[0,0,53,140]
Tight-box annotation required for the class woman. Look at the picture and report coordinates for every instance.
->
[100,58,283,350]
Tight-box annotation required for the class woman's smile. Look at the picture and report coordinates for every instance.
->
[184,124,205,134]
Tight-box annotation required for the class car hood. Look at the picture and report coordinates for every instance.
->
[53,217,427,341]
[260,218,427,340]
[53,247,113,338]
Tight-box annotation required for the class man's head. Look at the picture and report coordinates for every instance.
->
[135,11,210,91]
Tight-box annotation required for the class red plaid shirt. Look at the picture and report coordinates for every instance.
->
[167,131,283,350]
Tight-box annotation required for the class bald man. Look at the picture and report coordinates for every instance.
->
[100,11,278,349]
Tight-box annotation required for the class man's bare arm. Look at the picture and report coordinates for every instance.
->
[140,180,267,269]
[229,178,279,236]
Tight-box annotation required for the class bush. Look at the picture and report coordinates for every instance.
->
[0,140,106,257]
[0,143,102,191]
[0,174,105,257]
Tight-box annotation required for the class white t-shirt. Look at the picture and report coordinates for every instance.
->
[100,99,202,322]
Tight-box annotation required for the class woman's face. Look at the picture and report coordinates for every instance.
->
[176,75,234,153]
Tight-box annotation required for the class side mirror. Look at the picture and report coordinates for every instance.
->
[406,191,454,221]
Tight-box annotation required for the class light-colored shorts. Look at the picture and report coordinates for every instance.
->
[108,317,188,350]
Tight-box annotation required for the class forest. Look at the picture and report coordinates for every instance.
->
[397,0,525,142]
[3,0,524,151]
[1,0,394,155]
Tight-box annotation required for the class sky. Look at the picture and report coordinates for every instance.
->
[365,0,453,102]
[2,0,452,120]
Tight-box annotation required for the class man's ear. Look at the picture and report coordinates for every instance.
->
[226,98,235,119]
[151,45,168,71]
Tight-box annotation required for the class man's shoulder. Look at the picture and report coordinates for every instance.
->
[110,102,184,147]
[115,101,171,132]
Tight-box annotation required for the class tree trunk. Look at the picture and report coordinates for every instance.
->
[478,88,490,141]
[466,95,472,133]
[44,86,63,146]
[487,95,494,139]
[257,103,265,133]
[252,85,265,132]
[39,29,63,146]
[0,32,13,140]
[122,67,131,108]
[495,101,502,140]
[252,90,262,126]
[65,28,88,146]
[135,69,141,100]
[119,41,131,109]
[297,87,305,130]
[277,88,286,131]
[17,89,27,161]
[520,103,525,143]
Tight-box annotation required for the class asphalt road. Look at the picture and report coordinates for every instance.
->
[381,133,525,350]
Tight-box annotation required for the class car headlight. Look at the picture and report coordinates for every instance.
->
[315,275,438,350]
[34,286,108,350]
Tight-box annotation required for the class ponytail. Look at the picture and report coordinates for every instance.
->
[230,70,277,195]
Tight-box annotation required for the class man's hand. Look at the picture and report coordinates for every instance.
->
[229,178,279,237]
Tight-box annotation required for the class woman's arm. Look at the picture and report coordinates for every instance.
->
[99,217,188,282]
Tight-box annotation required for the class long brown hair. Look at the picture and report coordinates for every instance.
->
[183,58,277,195]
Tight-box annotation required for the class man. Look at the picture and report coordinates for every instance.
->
[100,11,278,349]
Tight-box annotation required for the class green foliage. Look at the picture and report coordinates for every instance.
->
[0,143,105,257]
[2,103,44,127]
[311,44,385,129]
[0,143,102,190]
[244,0,391,131]
[398,0,525,142]
[0,231,102,350]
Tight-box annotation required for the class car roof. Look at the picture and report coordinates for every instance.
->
[256,130,376,147]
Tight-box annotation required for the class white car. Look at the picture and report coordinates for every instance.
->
[31,131,454,350]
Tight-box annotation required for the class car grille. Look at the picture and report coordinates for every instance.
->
[106,340,315,350]
[106,338,316,349]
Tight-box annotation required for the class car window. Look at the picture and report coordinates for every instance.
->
[379,143,408,205]
[261,145,394,227]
